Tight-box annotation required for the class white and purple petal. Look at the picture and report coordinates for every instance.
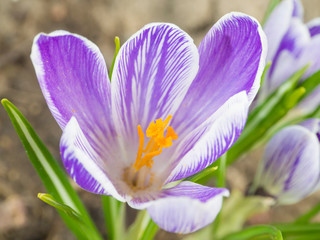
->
[266,18,311,92]
[263,0,296,62]
[253,125,320,205]
[308,18,320,37]
[30,31,115,141]
[60,117,124,201]
[166,13,266,181]
[146,181,229,233]
[111,23,199,143]
[167,92,249,182]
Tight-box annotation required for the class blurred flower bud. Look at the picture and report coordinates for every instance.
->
[251,119,320,205]
[260,0,320,113]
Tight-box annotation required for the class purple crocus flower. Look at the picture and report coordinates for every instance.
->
[260,0,320,110]
[30,13,266,233]
[252,119,320,205]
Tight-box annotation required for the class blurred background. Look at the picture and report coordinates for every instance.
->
[1,0,320,239]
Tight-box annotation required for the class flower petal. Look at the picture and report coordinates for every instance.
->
[267,33,320,99]
[166,13,266,181]
[111,23,199,141]
[308,18,320,37]
[60,117,124,201]
[167,92,249,182]
[292,0,304,19]
[30,31,114,140]
[263,0,295,61]
[266,18,311,93]
[146,181,229,233]
[253,125,320,205]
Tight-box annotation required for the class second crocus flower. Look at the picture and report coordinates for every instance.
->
[252,119,320,205]
[260,0,320,112]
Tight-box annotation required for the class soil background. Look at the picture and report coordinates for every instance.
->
[1,0,320,239]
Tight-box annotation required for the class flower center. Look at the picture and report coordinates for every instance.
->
[133,115,178,171]
[123,115,178,192]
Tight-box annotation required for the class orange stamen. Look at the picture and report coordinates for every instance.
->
[133,115,177,171]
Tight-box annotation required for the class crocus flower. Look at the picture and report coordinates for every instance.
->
[30,13,266,233]
[260,0,320,111]
[252,119,320,205]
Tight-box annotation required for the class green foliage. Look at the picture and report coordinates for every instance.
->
[1,99,102,240]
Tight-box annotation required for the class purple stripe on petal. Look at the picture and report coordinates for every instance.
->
[308,18,320,37]
[60,117,124,201]
[164,13,266,181]
[253,125,320,205]
[292,0,304,19]
[166,92,249,182]
[268,19,310,79]
[30,31,115,142]
[146,181,229,233]
[171,12,265,140]
[264,0,294,61]
[111,23,199,143]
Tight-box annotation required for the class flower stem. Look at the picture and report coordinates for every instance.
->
[140,218,159,240]
[101,196,126,240]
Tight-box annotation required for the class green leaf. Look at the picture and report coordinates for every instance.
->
[226,65,309,165]
[222,225,283,240]
[216,153,227,188]
[262,0,281,26]
[260,61,272,87]
[38,193,83,219]
[184,165,218,183]
[126,210,158,240]
[298,69,320,100]
[1,99,102,240]
[214,190,275,239]
[109,36,120,80]
[295,202,320,224]
[274,223,320,239]
[140,218,159,240]
[102,196,126,240]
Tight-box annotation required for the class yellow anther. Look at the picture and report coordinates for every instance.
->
[134,115,177,171]
[166,126,178,140]
[146,115,172,138]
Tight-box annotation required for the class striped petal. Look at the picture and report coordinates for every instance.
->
[166,13,266,181]
[60,117,124,201]
[253,125,320,205]
[111,23,199,144]
[30,31,115,141]
[308,18,320,37]
[263,0,295,62]
[147,181,229,233]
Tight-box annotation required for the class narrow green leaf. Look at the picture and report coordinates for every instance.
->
[185,165,218,183]
[298,69,320,100]
[38,193,83,220]
[222,225,283,240]
[1,99,102,240]
[260,61,272,87]
[262,0,281,26]
[295,202,320,223]
[126,210,157,240]
[102,196,126,240]
[274,223,320,239]
[217,153,227,188]
[109,36,121,80]
[226,65,309,165]
[140,218,159,240]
